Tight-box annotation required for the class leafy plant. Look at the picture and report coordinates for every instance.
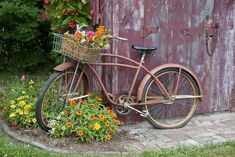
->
[49,94,121,142]
[41,0,91,33]
[2,79,43,128]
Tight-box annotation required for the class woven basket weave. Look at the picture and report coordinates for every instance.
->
[53,33,101,63]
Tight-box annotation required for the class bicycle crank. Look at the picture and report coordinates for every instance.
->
[123,103,149,117]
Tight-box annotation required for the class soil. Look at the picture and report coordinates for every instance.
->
[8,125,138,154]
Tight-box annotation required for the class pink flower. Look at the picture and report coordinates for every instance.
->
[86,31,96,41]
[68,22,76,28]
[20,75,26,81]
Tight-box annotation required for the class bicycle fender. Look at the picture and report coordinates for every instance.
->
[137,63,203,102]
[53,62,75,72]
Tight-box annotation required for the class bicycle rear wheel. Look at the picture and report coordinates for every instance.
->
[36,70,89,132]
[142,68,200,129]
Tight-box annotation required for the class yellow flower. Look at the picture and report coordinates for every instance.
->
[23,104,31,111]
[24,110,29,115]
[76,130,84,137]
[19,101,26,107]
[66,122,72,128]
[29,80,34,85]
[93,122,101,131]
[105,134,111,140]
[19,111,23,115]
[10,105,16,109]
[99,42,104,47]
[32,118,36,123]
[76,111,82,116]
[10,101,15,105]
[9,113,16,118]
[16,109,21,113]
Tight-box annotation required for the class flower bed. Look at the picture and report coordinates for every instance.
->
[49,94,121,142]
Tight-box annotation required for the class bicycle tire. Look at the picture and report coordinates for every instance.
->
[141,68,200,129]
[36,70,89,132]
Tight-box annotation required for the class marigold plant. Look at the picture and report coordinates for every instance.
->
[49,94,121,142]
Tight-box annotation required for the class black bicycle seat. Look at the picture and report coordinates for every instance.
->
[132,45,157,54]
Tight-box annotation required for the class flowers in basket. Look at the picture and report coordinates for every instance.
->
[63,25,111,50]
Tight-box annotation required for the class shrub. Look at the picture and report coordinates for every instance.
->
[41,0,91,33]
[49,94,121,142]
[0,0,54,73]
[3,79,42,128]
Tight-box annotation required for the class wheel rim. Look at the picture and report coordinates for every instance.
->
[144,70,198,128]
[41,71,88,129]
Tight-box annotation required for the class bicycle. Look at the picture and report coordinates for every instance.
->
[36,33,203,132]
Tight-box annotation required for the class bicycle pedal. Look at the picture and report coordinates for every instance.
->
[140,110,149,117]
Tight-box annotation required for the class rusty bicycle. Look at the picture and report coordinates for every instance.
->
[36,33,203,132]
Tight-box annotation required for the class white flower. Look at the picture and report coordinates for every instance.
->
[49,120,57,126]
[50,128,55,134]
[56,115,61,120]
[104,44,110,50]
[81,31,86,36]
[81,0,87,4]
[81,38,86,44]
[61,126,66,131]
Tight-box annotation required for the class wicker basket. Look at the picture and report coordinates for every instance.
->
[53,33,101,63]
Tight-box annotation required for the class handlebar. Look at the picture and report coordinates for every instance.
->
[109,35,128,41]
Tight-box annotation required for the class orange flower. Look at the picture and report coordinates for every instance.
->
[109,127,114,133]
[105,134,111,140]
[76,130,84,136]
[99,114,106,121]
[69,100,77,107]
[105,122,110,127]
[66,122,72,128]
[112,113,117,118]
[97,26,105,36]
[108,109,113,114]
[76,111,82,116]
[91,115,98,121]
[105,106,110,110]
[63,110,68,115]
[95,96,103,102]
[75,32,82,39]
[112,119,121,125]
[80,100,87,105]
[92,104,99,109]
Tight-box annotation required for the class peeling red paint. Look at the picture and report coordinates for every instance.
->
[91,0,235,122]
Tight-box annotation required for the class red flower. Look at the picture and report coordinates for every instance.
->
[68,22,76,28]
[45,0,49,5]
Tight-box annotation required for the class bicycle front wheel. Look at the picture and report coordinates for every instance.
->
[142,68,200,129]
[36,70,89,132]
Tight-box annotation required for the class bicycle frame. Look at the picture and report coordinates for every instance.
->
[68,52,174,107]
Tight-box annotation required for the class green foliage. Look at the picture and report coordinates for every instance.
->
[0,0,54,73]
[49,94,121,143]
[42,0,91,33]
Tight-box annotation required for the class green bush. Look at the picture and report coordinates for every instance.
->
[0,1,54,73]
